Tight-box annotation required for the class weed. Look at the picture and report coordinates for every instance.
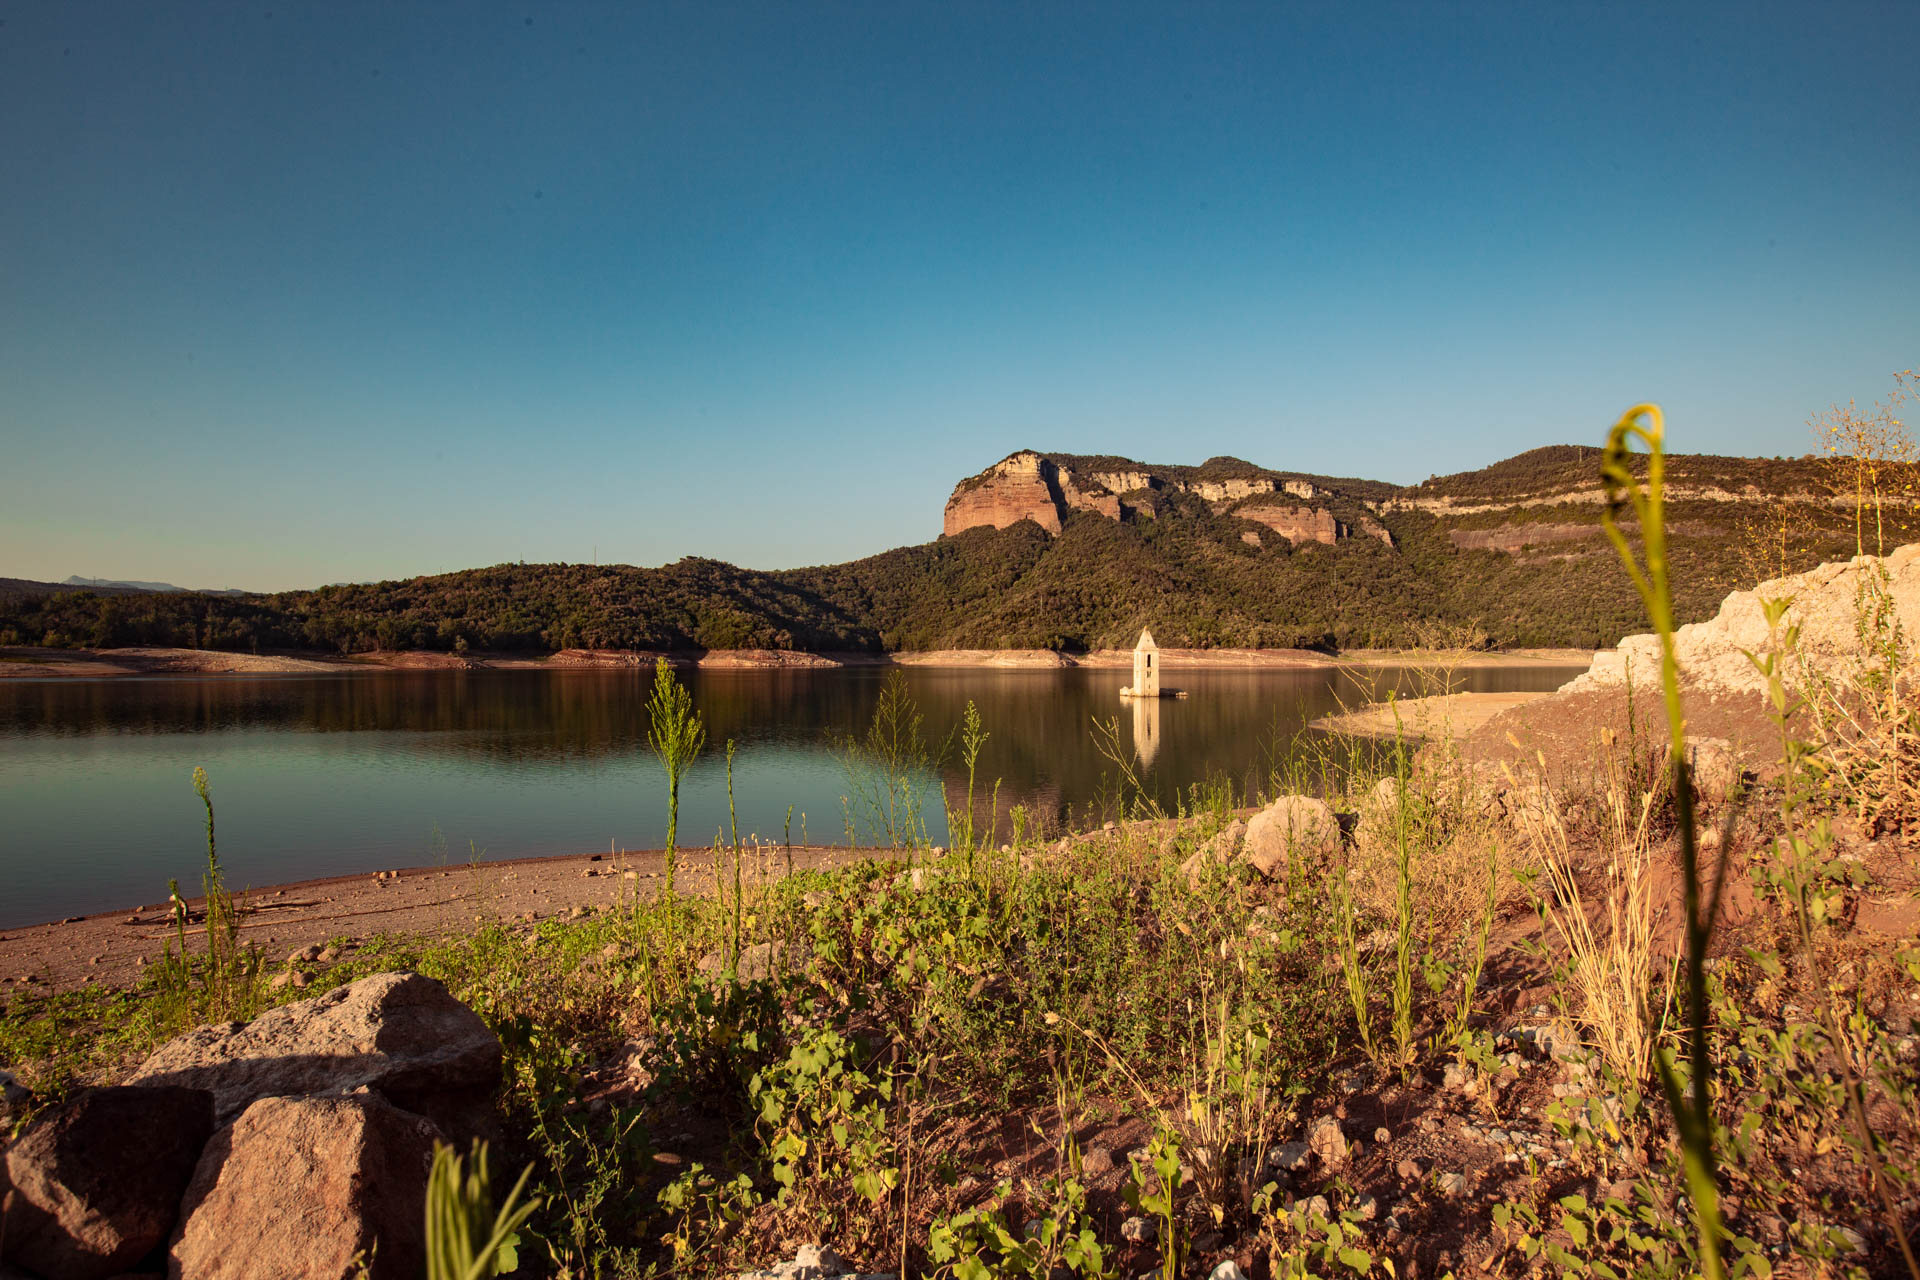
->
[425,1140,540,1280]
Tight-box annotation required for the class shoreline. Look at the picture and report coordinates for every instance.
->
[0,843,892,994]
[0,643,1597,679]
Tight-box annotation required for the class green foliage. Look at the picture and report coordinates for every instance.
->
[928,1174,1109,1280]
[1124,1128,1185,1280]
[645,658,705,905]
[425,1140,540,1280]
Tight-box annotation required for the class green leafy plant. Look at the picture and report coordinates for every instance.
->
[646,657,706,907]
[1124,1127,1185,1280]
[425,1140,540,1280]
[927,1174,1109,1280]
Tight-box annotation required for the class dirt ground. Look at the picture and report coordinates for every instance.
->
[0,844,886,996]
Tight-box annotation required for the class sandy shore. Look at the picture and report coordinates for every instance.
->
[0,844,888,996]
[0,644,1597,678]
[1309,690,1556,739]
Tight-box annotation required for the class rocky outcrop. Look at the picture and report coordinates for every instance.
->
[1448,523,1598,553]
[169,1094,440,1280]
[943,452,1069,535]
[1566,541,1919,698]
[943,451,1393,546]
[126,972,501,1133]
[1,1087,214,1280]
[1238,504,1343,546]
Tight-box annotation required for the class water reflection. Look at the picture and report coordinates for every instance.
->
[1132,695,1161,768]
[0,665,1580,926]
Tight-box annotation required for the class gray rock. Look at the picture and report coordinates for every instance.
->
[1242,797,1341,877]
[1206,1263,1249,1280]
[1268,1141,1311,1172]
[1436,1170,1468,1196]
[1,1086,214,1280]
[734,1243,896,1280]
[0,1066,30,1122]
[1303,1194,1331,1220]
[169,1093,440,1280]
[1121,1216,1156,1244]
[125,972,500,1136]
[1354,1193,1379,1220]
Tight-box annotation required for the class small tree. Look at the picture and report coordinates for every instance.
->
[1813,368,1918,557]
[646,658,705,901]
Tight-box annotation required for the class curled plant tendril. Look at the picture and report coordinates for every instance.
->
[1597,403,1727,1280]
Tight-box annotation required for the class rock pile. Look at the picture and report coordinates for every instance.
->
[0,972,499,1280]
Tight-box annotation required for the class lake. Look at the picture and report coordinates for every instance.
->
[0,664,1581,928]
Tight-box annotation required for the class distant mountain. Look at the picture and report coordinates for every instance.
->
[59,576,251,597]
[0,446,1904,654]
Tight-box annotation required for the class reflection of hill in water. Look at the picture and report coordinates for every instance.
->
[0,666,1581,822]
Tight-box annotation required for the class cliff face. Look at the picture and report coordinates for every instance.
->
[943,452,1386,546]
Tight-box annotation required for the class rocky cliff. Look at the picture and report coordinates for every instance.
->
[943,451,1394,547]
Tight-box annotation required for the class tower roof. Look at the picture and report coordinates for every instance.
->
[1135,628,1157,650]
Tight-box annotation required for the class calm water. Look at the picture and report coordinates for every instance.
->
[0,665,1580,928]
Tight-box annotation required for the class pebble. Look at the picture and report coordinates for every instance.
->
[1121,1216,1156,1243]
[1353,1193,1379,1220]
[1269,1141,1311,1173]
[1206,1264,1248,1280]
[1307,1116,1348,1170]
[1395,1157,1428,1181]
[1303,1194,1331,1220]
[1081,1146,1114,1177]
[1373,1126,1390,1143]
[1437,1171,1468,1196]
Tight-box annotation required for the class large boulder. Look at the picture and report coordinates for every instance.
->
[1568,541,1920,698]
[1,1086,213,1280]
[168,1093,439,1280]
[125,972,500,1136]
[1241,796,1342,877]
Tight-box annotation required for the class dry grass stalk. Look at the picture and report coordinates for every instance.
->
[1507,750,1665,1083]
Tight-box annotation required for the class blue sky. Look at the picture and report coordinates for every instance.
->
[3,2,1915,591]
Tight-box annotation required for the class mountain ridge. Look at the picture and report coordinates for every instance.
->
[1,445,1902,656]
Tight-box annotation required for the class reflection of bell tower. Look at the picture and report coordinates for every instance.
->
[1132,693,1162,768]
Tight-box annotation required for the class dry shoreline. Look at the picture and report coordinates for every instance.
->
[0,643,1596,679]
[0,844,889,995]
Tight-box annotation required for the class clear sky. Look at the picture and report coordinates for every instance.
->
[3,2,1915,591]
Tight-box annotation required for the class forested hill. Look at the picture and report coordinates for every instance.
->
[1,446,1892,655]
